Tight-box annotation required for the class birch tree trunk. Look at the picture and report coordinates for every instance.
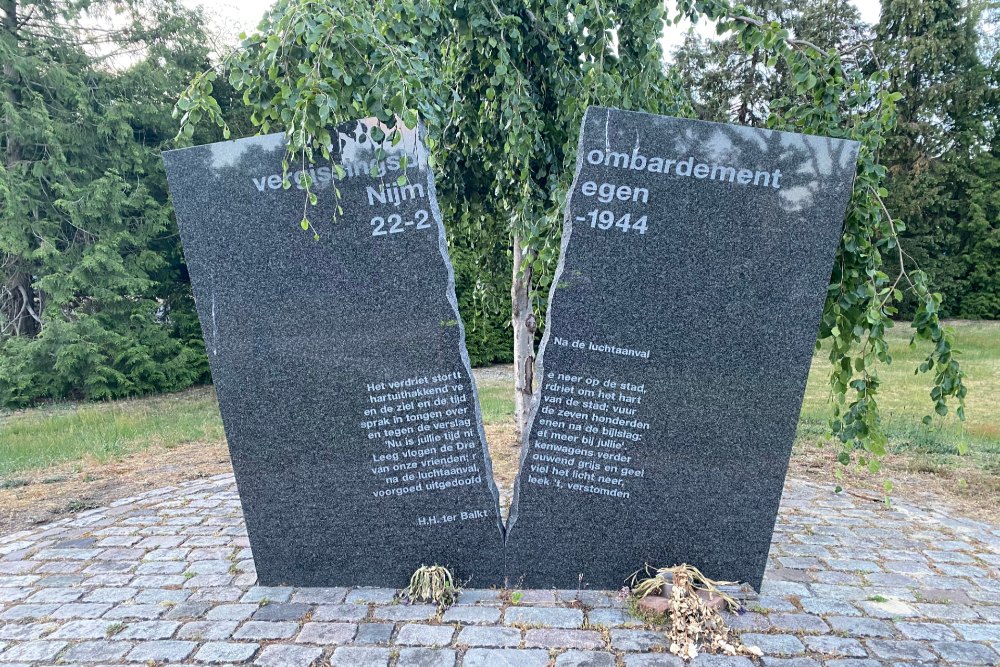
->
[511,234,537,445]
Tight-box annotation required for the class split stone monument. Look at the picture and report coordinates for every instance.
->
[165,108,858,591]
[163,120,505,587]
[505,106,859,590]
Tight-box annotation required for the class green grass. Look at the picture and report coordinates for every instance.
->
[0,389,223,477]
[798,320,1000,475]
[477,383,516,425]
[1,320,996,481]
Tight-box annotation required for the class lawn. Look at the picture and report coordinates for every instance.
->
[798,320,999,477]
[0,389,224,480]
[1,320,996,513]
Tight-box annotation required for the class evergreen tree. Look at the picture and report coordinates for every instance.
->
[0,0,236,405]
[877,0,998,318]
[673,0,870,125]
[178,0,967,465]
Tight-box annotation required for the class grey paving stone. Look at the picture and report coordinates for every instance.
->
[255,644,323,667]
[193,641,259,663]
[912,602,981,620]
[457,626,521,647]
[125,640,197,662]
[60,640,132,662]
[329,646,390,667]
[759,658,820,667]
[395,624,454,647]
[885,560,934,576]
[115,620,180,640]
[865,572,919,588]
[441,606,500,624]
[510,590,557,604]
[610,630,669,651]
[810,571,863,586]
[25,587,82,603]
[353,623,394,645]
[724,611,771,631]
[524,629,603,649]
[453,589,501,605]
[372,605,438,621]
[0,640,67,662]
[396,647,456,667]
[295,622,357,645]
[858,599,918,618]
[622,655,685,667]
[741,633,805,655]
[252,602,311,621]
[191,586,244,603]
[48,619,115,639]
[461,648,550,667]
[587,608,642,628]
[754,596,797,612]
[768,613,829,633]
[290,587,348,604]
[240,586,292,604]
[802,635,867,657]
[807,584,867,601]
[136,561,186,575]
[164,601,213,619]
[8,469,1000,667]
[344,588,396,604]
[504,606,584,628]
[312,604,368,622]
[0,604,61,621]
[132,587,189,604]
[894,621,956,641]
[554,650,616,667]
[826,616,896,637]
[101,603,164,619]
[130,574,185,588]
[931,639,1000,664]
[759,581,811,597]
[798,597,860,616]
[82,587,137,603]
[232,621,299,640]
[177,620,240,641]
[954,622,1000,641]
[207,604,257,621]
[0,589,28,604]
[864,639,937,662]
[688,656,755,666]
[0,622,56,641]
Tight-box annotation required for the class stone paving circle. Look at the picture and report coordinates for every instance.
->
[1,472,998,666]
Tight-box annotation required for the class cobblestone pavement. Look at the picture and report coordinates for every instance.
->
[1,474,998,666]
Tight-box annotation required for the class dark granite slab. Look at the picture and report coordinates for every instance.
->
[504,106,859,590]
[163,120,504,587]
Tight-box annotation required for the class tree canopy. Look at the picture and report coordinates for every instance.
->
[0,0,235,404]
[2,0,985,482]
[177,0,969,475]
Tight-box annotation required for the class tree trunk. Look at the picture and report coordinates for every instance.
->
[511,235,537,445]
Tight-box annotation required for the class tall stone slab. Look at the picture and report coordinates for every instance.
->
[505,106,859,590]
[163,120,504,587]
